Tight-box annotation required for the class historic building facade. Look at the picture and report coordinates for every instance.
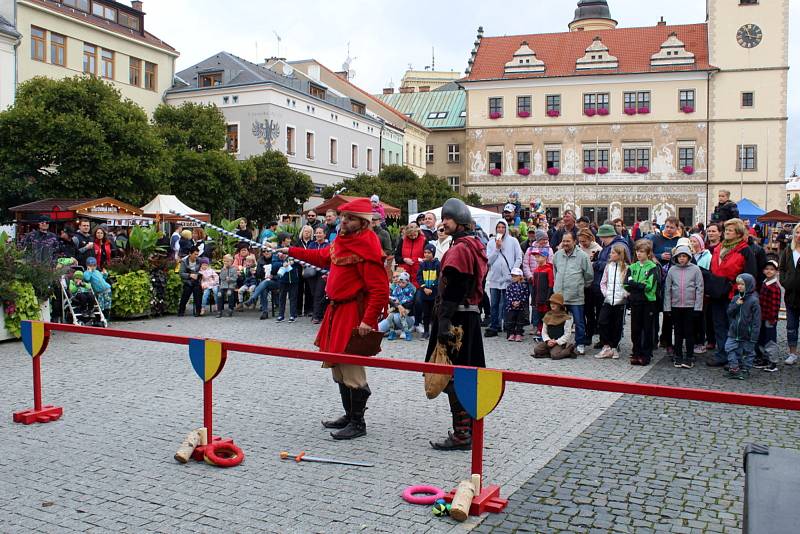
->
[166,52,382,201]
[461,0,789,226]
[15,0,178,114]
[377,86,467,193]
[0,2,20,109]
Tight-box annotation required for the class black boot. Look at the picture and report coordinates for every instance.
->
[322,383,351,429]
[331,386,370,440]
[430,385,472,451]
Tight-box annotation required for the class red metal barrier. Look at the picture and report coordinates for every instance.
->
[13,321,800,518]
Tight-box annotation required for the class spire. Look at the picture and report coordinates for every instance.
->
[569,0,617,32]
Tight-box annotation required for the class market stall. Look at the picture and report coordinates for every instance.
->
[757,209,800,255]
[11,197,153,238]
[141,195,210,228]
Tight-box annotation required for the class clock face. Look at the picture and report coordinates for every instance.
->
[737,24,763,48]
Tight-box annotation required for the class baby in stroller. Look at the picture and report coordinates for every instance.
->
[67,271,96,324]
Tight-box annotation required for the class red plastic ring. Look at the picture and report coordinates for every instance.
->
[203,441,245,468]
[402,485,445,505]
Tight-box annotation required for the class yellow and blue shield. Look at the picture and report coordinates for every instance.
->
[21,321,49,358]
[189,339,227,382]
[453,367,505,420]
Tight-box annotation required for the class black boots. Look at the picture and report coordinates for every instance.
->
[331,386,370,440]
[322,383,351,429]
[430,384,472,451]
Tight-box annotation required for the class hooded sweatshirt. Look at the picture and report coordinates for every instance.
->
[600,261,628,306]
[486,221,523,290]
[624,259,659,303]
[727,273,761,343]
[663,246,704,312]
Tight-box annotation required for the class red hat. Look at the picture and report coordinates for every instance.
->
[338,198,373,221]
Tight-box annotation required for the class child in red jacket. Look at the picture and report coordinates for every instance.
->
[529,248,554,341]
[756,260,781,372]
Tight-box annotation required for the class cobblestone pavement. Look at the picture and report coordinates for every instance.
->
[0,313,659,533]
[475,324,800,534]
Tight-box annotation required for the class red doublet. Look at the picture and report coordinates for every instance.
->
[440,235,488,305]
[289,229,388,354]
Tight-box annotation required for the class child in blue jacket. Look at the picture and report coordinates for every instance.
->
[725,273,761,379]
[415,245,440,339]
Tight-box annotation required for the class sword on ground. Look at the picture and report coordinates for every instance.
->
[279,451,374,467]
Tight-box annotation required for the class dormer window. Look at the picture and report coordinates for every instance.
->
[504,41,545,74]
[92,2,117,22]
[61,0,89,12]
[651,33,696,67]
[351,100,366,115]
[119,11,141,31]
[576,37,618,70]
[309,84,326,100]
[199,72,222,88]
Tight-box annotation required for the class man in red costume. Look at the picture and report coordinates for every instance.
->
[427,198,489,450]
[280,198,389,440]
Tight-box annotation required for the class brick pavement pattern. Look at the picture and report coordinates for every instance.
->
[474,326,800,534]
[0,313,656,533]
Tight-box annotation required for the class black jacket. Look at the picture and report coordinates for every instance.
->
[780,248,800,308]
[711,201,739,223]
[748,237,767,289]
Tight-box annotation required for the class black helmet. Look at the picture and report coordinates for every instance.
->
[441,198,471,226]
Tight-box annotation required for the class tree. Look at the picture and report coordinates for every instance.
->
[153,102,241,220]
[790,194,800,216]
[321,165,481,219]
[237,150,313,225]
[0,76,167,213]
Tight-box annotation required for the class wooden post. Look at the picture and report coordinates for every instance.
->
[203,380,213,441]
[471,417,484,490]
[32,356,42,411]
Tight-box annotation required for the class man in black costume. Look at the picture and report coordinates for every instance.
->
[426,198,489,450]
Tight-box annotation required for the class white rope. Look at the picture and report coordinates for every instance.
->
[168,211,328,274]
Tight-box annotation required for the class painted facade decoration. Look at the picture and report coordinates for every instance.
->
[252,119,280,150]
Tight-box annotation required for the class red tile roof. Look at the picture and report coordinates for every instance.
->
[465,23,712,82]
[25,0,177,54]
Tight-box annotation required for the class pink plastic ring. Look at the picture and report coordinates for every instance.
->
[402,485,445,505]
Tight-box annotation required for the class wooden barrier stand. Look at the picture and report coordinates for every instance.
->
[13,321,800,518]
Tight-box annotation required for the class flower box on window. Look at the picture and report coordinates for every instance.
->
[518,168,531,176]
[682,165,695,175]
[637,166,650,174]
[489,168,502,176]
[681,105,695,114]
[489,112,502,120]
[517,111,531,118]
[547,167,560,176]
[638,107,650,114]
[583,166,597,175]
[584,108,597,117]
[598,166,609,175]
[546,110,560,118]
[624,166,637,174]
[624,108,637,116]
[597,108,610,116]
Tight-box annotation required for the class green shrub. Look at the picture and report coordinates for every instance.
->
[3,281,41,338]
[111,271,151,318]
[165,271,182,314]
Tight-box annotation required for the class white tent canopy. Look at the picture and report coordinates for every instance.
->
[409,205,503,233]
[141,194,209,222]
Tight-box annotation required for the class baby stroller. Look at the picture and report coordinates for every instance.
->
[60,270,108,327]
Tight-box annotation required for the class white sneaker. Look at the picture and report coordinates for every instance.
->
[594,347,612,359]
[416,324,425,334]
[785,353,799,365]
[611,348,620,359]
[576,345,585,356]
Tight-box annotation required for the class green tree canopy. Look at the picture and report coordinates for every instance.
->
[153,102,241,220]
[0,76,167,212]
[237,150,314,225]
[321,165,481,219]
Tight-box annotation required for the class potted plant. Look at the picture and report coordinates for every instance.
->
[584,108,597,117]
[547,167,560,176]
[489,112,502,120]
[489,168,502,176]
[638,106,651,114]
[517,111,531,118]
[546,110,560,118]
[637,165,650,174]
[624,108,637,116]
[682,165,695,175]
[624,166,637,173]
[681,105,695,114]
[598,166,609,175]
[518,168,531,176]
[583,167,597,174]
[597,108,610,116]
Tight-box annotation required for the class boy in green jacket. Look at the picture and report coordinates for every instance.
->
[625,239,660,365]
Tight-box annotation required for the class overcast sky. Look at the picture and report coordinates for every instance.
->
[144,0,799,174]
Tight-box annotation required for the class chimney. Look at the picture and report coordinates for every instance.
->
[419,86,430,93]
[399,87,414,94]
[131,1,143,11]
[658,16,666,26]
[383,87,394,95]
[335,71,348,80]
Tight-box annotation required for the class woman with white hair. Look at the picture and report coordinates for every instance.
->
[779,222,800,364]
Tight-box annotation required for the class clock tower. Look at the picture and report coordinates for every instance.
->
[706,0,789,213]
